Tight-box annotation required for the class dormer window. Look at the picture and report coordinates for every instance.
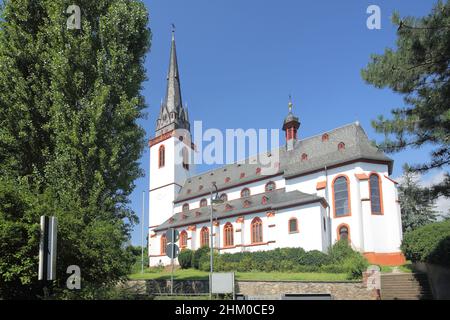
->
[301,153,308,161]
[241,188,250,198]
[240,172,245,179]
[225,177,231,183]
[338,142,345,151]
[262,196,268,205]
[322,133,329,142]
[243,200,251,208]
[256,167,261,175]
[265,181,276,192]
[220,194,228,202]
[195,211,201,217]
[200,198,207,207]
[225,204,233,212]
[182,203,189,212]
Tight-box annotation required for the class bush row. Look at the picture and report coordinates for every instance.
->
[177,240,368,279]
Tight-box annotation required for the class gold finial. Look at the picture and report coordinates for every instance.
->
[288,95,293,112]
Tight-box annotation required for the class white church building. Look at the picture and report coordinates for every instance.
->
[148,32,405,267]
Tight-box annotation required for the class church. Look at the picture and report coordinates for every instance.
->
[148,32,405,267]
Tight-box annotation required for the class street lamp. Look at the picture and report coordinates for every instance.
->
[209,182,224,299]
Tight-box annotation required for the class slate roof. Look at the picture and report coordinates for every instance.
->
[174,122,393,203]
[154,189,324,232]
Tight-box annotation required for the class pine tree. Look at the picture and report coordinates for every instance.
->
[361,1,450,199]
[398,166,438,233]
[0,0,150,298]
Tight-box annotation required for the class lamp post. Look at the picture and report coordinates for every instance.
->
[209,182,223,299]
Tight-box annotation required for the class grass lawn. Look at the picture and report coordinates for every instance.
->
[129,268,350,282]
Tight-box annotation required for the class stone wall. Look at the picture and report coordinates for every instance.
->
[122,279,378,300]
[236,281,378,300]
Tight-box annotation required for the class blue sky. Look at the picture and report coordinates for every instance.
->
[125,0,440,245]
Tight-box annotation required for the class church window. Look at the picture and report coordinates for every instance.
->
[301,153,308,161]
[180,230,187,248]
[251,217,263,243]
[241,188,250,198]
[369,173,383,215]
[338,224,350,241]
[182,203,189,212]
[265,181,276,192]
[200,198,207,208]
[161,235,167,255]
[200,227,209,247]
[158,145,165,168]
[220,193,228,202]
[333,175,351,217]
[288,218,298,233]
[338,142,345,151]
[322,133,329,142]
[223,223,234,247]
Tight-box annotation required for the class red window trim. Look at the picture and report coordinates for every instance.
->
[337,223,351,243]
[265,181,276,192]
[200,227,209,247]
[179,230,188,248]
[160,235,167,255]
[241,188,250,198]
[369,172,384,215]
[251,217,263,244]
[223,222,234,247]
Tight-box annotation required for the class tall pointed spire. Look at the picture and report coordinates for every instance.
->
[155,27,190,136]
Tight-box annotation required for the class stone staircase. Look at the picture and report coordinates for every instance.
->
[380,273,433,300]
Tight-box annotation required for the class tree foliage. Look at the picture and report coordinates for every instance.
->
[398,166,437,233]
[0,0,150,299]
[361,1,450,198]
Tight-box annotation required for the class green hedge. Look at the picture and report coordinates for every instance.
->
[178,249,194,269]
[401,220,450,267]
[181,240,368,279]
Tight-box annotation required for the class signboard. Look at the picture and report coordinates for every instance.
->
[39,216,57,281]
[211,272,235,295]
[166,228,179,243]
[166,243,180,259]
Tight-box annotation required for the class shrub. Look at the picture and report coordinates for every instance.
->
[342,254,369,279]
[192,246,210,269]
[298,250,331,266]
[178,249,193,269]
[401,220,450,267]
[328,239,355,263]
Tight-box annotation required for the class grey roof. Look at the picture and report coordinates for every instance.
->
[154,189,324,232]
[155,31,190,136]
[174,122,393,203]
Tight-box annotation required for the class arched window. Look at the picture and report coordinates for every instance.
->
[200,227,209,247]
[160,235,167,254]
[220,193,228,202]
[225,177,231,183]
[180,230,187,248]
[301,153,308,161]
[322,133,329,142]
[333,176,350,217]
[223,223,234,247]
[158,145,165,168]
[200,198,207,207]
[182,147,189,170]
[182,203,189,212]
[251,217,263,243]
[288,218,298,233]
[265,181,276,192]
[337,224,350,241]
[338,142,345,151]
[369,173,383,214]
[241,188,250,198]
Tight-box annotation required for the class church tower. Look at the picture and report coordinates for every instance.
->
[282,97,300,151]
[148,30,194,231]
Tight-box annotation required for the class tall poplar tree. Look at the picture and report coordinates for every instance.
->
[0,0,150,298]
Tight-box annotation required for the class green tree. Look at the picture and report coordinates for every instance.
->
[0,0,150,299]
[398,166,437,232]
[361,1,450,198]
